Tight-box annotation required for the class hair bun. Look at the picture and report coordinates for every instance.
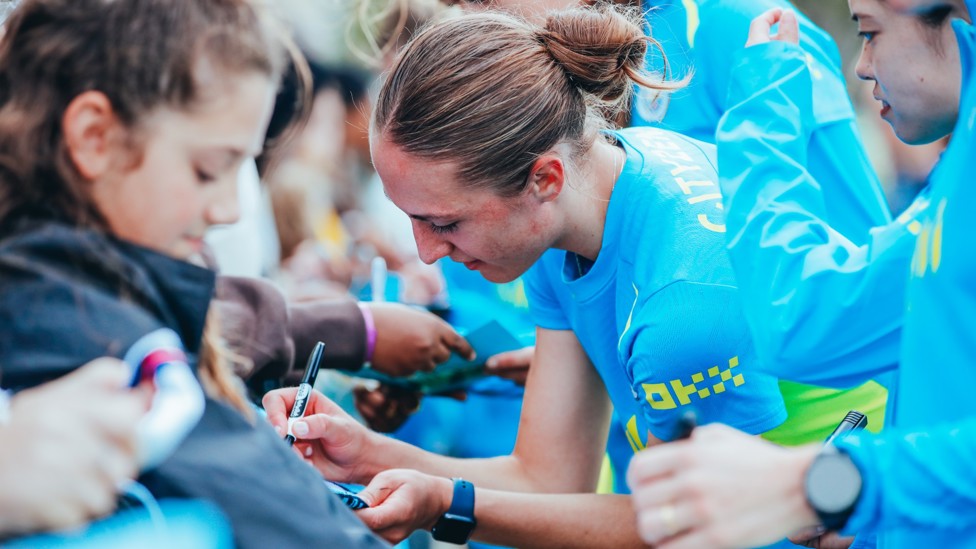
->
[537,5,648,104]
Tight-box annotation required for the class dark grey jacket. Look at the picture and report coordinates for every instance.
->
[0,220,387,549]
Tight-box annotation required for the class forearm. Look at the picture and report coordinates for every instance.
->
[215,276,367,387]
[364,435,552,493]
[287,298,366,375]
[474,491,648,549]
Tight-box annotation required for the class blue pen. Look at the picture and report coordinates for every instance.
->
[284,341,325,446]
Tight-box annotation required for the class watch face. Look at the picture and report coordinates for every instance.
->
[432,513,477,543]
[807,453,863,513]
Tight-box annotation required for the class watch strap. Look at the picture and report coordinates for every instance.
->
[447,478,475,518]
[431,478,477,544]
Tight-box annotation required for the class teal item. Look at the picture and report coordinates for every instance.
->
[353,320,522,393]
[6,500,232,549]
[524,127,786,485]
[716,41,925,388]
[838,19,976,548]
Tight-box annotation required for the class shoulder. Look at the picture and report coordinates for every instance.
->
[612,128,720,219]
[0,224,162,389]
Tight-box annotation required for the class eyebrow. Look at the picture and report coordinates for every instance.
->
[408,213,455,223]
[379,187,456,222]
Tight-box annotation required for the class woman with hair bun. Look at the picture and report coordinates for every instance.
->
[265,5,795,547]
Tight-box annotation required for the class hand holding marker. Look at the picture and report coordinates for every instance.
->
[284,341,325,446]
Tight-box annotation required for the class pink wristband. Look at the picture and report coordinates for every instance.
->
[357,303,377,363]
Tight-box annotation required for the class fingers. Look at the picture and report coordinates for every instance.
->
[262,387,297,430]
[443,328,475,362]
[635,501,697,547]
[485,346,533,369]
[354,386,420,433]
[746,7,783,47]
[291,413,331,440]
[777,9,800,45]
[65,357,133,389]
[625,444,687,488]
[630,475,686,514]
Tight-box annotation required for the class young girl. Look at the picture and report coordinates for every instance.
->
[266,5,809,547]
[0,1,386,547]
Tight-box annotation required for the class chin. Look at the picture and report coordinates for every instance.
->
[478,266,521,284]
[891,119,950,146]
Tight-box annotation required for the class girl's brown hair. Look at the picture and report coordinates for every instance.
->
[373,3,682,196]
[0,0,305,414]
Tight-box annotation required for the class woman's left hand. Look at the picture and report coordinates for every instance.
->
[746,8,800,47]
[355,469,454,544]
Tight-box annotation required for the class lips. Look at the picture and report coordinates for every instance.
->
[875,96,891,117]
[183,236,205,252]
[463,259,481,270]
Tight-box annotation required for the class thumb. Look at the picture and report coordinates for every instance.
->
[292,413,330,439]
[67,357,133,389]
[778,9,800,45]
[746,7,783,47]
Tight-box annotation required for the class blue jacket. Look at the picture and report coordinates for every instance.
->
[716,42,925,388]
[837,18,976,548]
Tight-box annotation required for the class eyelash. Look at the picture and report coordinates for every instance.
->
[195,168,216,183]
[858,31,875,43]
[430,222,458,235]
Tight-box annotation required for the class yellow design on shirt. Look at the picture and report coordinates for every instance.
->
[625,414,647,453]
[912,198,947,278]
[682,0,700,48]
[642,356,744,410]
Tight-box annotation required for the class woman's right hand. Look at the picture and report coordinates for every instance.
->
[356,469,454,545]
[0,358,150,537]
[263,387,384,484]
[746,8,799,48]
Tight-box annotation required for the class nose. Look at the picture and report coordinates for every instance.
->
[854,45,874,82]
[205,174,241,227]
[412,223,454,265]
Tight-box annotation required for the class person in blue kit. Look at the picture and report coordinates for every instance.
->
[628,3,976,549]
[444,0,891,471]
[262,5,817,547]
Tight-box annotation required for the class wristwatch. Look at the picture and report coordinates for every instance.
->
[431,478,477,544]
[804,444,863,531]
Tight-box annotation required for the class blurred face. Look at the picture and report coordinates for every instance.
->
[446,0,577,19]
[885,0,967,14]
[91,73,277,259]
[371,136,555,283]
[851,0,961,144]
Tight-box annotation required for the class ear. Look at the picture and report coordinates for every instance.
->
[62,91,123,181]
[527,154,565,203]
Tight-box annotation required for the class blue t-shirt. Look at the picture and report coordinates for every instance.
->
[634,0,890,241]
[836,19,976,549]
[524,127,786,481]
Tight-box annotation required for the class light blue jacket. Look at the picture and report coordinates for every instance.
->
[716,42,925,388]
[837,17,976,548]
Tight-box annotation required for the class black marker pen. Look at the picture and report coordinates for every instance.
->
[823,410,867,446]
[285,341,325,446]
[674,409,698,441]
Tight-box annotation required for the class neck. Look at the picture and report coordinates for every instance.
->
[554,139,625,262]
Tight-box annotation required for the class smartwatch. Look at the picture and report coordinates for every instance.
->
[804,444,863,531]
[431,478,477,544]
